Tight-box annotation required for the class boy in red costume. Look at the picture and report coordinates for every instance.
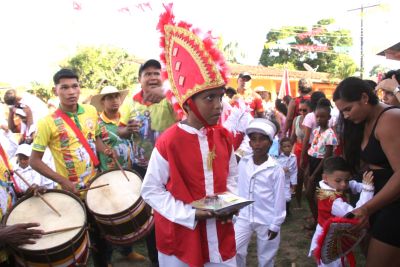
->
[140,4,238,267]
[309,156,374,267]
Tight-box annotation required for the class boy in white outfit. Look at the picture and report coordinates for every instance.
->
[13,144,55,192]
[235,118,286,267]
[275,137,298,215]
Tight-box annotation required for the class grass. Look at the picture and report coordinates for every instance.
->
[90,198,367,266]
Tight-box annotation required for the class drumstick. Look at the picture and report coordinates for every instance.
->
[78,183,109,193]
[13,170,62,217]
[43,226,82,235]
[112,157,130,182]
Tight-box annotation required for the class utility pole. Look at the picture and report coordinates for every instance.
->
[348,3,380,79]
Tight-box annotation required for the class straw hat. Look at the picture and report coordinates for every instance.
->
[90,86,129,112]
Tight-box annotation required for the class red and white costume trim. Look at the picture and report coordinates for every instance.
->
[309,180,374,267]
[141,122,238,267]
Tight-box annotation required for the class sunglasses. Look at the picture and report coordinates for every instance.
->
[299,109,308,112]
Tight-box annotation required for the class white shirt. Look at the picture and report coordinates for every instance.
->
[275,153,298,186]
[13,165,55,192]
[0,129,18,158]
[237,155,286,232]
[20,92,49,124]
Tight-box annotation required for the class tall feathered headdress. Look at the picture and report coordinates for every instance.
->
[157,3,229,107]
[157,3,231,170]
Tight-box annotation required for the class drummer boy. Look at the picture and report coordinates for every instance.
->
[30,69,113,267]
[141,6,238,267]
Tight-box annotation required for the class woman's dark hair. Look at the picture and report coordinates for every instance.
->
[333,77,378,174]
[282,95,292,106]
[315,98,331,114]
[275,99,288,116]
[383,69,400,83]
[333,77,378,104]
[310,91,326,111]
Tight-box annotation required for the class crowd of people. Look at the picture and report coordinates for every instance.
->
[1,5,400,267]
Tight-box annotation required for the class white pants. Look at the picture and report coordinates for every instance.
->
[158,252,237,267]
[234,218,280,267]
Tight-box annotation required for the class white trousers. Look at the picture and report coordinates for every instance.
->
[234,218,280,267]
[158,252,237,267]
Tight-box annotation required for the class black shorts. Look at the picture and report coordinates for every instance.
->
[369,169,400,247]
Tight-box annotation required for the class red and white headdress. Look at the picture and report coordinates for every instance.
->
[157,3,229,108]
[157,4,231,170]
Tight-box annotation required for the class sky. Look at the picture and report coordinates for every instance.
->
[0,0,399,86]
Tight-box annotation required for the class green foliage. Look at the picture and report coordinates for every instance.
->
[330,54,357,79]
[222,41,245,64]
[259,18,356,76]
[27,81,53,102]
[60,46,139,91]
[272,62,296,70]
[369,64,390,77]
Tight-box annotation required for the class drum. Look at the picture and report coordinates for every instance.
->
[4,189,89,267]
[85,169,154,245]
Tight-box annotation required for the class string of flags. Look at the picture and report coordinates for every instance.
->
[264,26,351,54]
[72,1,153,14]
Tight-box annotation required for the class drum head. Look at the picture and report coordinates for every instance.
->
[6,191,85,251]
[86,170,142,216]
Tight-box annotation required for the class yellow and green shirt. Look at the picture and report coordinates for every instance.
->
[32,104,98,187]
[120,91,176,167]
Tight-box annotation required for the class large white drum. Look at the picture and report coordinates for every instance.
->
[4,189,89,267]
[85,169,154,245]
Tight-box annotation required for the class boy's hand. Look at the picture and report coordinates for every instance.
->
[195,209,213,221]
[283,167,289,174]
[214,210,239,224]
[267,230,278,240]
[362,171,374,185]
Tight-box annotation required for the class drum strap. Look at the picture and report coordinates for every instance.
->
[0,144,22,194]
[55,109,100,167]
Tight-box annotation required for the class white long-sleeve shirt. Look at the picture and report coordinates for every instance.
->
[13,165,55,192]
[237,155,286,232]
[275,152,298,185]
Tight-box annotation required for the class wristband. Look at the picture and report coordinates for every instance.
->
[393,86,400,95]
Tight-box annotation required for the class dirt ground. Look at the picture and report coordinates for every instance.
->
[91,199,367,267]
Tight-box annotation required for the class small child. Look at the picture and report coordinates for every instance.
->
[13,144,55,192]
[309,156,374,267]
[235,118,286,267]
[306,98,338,225]
[275,137,298,215]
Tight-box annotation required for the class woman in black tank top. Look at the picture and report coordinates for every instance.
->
[333,77,400,267]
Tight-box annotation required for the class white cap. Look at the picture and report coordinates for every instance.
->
[15,144,32,157]
[245,118,277,141]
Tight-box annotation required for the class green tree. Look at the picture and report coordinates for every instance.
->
[27,81,53,102]
[259,18,356,75]
[330,54,357,79]
[369,64,389,77]
[60,46,139,91]
[222,41,245,64]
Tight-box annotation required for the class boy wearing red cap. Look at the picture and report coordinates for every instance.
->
[141,5,238,267]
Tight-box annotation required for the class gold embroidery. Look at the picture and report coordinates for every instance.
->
[207,146,216,171]
[164,25,225,106]
[316,188,342,201]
